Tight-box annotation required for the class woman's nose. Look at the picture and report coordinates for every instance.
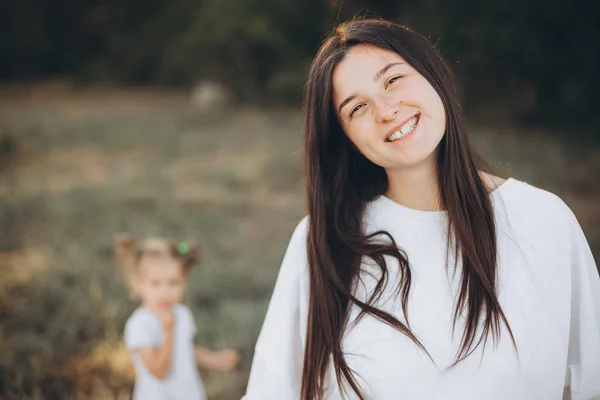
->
[375,98,400,123]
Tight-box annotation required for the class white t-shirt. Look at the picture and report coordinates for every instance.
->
[243,178,600,400]
[124,303,206,400]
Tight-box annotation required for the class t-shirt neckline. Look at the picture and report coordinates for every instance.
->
[376,178,516,222]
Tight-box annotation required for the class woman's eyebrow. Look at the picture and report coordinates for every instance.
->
[338,62,404,113]
[373,62,403,82]
[338,94,357,113]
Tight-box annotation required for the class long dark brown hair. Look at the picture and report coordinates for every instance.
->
[302,18,515,399]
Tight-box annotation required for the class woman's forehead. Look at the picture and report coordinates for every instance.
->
[332,45,408,101]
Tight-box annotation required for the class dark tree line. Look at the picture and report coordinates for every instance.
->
[1,0,597,126]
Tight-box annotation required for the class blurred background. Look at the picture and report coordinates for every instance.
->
[0,0,598,399]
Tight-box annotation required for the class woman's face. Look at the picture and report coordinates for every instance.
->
[332,44,446,172]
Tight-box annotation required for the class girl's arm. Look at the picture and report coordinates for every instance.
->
[137,308,176,380]
[195,345,239,371]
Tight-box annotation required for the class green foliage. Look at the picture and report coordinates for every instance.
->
[1,0,598,126]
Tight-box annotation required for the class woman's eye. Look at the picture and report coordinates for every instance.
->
[350,104,364,117]
[386,76,401,87]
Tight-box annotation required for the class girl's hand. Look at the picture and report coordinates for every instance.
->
[154,308,175,332]
[214,349,240,371]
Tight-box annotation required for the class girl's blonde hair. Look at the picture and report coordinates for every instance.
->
[114,234,200,294]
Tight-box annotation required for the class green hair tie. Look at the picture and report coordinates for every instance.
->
[177,242,190,255]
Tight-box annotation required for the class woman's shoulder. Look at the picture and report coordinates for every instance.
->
[284,216,310,251]
[481,172,506,193]
[294,215,310,236]
[274,216,311,282]
[494,176,578,228]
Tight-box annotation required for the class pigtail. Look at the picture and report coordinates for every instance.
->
[114,233,139,295]
[115,234,137,269]
[173,241,201,275]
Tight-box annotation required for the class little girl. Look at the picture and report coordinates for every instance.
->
[116,234,239,400]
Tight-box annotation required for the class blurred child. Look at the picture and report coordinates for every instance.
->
[115,234,239,400]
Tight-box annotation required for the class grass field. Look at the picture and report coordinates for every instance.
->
[0,84,598,400]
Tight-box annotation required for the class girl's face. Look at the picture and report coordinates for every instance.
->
[332,44,446,172]
[136,257,186,311]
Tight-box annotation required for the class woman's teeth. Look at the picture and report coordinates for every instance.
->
[386,115,419,142]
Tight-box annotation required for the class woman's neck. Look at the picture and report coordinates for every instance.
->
[384,162,441,211]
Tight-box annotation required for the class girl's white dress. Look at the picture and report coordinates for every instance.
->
[125,303,206,400]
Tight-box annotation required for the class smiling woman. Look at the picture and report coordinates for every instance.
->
[242,18,600,400]
[332,45,447,177]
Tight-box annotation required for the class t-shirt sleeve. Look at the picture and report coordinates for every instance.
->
[563,212,600,400]
[242,217,310,400]
[124,309,163,350]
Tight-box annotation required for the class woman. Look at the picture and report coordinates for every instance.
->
[243,18,600,400]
